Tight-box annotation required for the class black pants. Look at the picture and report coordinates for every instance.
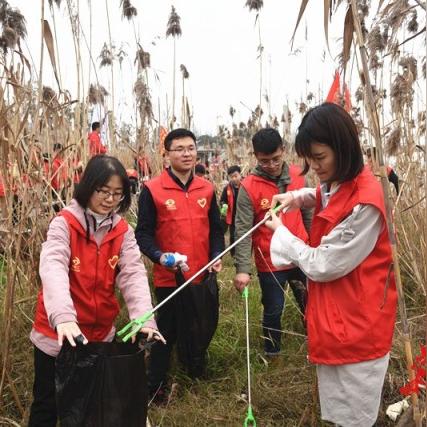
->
[229,224,236,256]
[221,222,236,257]
[28,347,57,427]
[147,284,216,391]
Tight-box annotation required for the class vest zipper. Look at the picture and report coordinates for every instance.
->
[92,246,100,338]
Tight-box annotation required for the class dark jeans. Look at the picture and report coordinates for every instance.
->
[258,268,306,354]
[229,224,236,256]
[28,347,57,427]
[221,221,236,256]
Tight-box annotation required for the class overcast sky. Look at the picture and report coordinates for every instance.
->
[10,1,361,135]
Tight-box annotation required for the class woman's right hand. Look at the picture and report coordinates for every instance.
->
[56,322,88,347]
[271,192,295,211]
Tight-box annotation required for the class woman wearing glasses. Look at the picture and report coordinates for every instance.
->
[29,155,164,427]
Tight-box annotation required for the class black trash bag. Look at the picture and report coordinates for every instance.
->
[56,339,148,427]
[175,271,219,377]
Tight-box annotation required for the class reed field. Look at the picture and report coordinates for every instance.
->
[1,0,427,426]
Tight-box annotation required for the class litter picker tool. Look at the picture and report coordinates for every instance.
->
[118,204,287,342]
[242,286,256,426]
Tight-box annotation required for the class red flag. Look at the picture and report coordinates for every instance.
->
[326,71,341,104]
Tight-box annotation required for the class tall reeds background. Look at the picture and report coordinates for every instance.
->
[0,0,426,425]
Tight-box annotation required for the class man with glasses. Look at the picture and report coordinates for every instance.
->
[135,128,224,404]
[233,128,312,359]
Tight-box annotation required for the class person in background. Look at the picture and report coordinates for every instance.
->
[267,103,397,427]
[126,167,139,194]
[365,146,399,194]
[88,121,107,158]
[50,143,69,212]
[135,149,152,180]
[135,128,224,404]
[219,165,242,256]
[0,167,7,219]
[234,128,311,357]
[29,155,163,427]
[195,163,207,178]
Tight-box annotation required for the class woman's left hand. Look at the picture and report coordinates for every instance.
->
[136,327,166,344]
[265,209,282,231]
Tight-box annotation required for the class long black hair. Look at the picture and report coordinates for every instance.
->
[295,103,364,182]
[74,155,131,214]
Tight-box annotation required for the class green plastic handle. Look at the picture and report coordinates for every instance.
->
[242,287,248,299]
[272,203,284,214]
[243,405,256,427]
[117,310,154,342]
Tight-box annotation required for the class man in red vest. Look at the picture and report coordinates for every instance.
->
[88,121,107,158]
[234,128,312,357]
[50,143,69,212]
[135,128,224,403]
[220,165,242,256]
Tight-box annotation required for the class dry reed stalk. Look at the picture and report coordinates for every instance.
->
[166,6,181,129]
[350,1,422,425]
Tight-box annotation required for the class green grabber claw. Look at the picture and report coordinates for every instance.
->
[243,405,256,426]
[272,203,284,214]
[242,286,248,299]
[117,310,154,342]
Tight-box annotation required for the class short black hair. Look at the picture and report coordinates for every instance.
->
[74,155,131,214]
[252,128,283,154]
[227,165,241,175]
[164,128,196,151]
[295,102,363,182]
[365,147,376,158]
[92,121,100,131]
[195,164,206,175]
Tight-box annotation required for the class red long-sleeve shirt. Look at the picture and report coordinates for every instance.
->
[88,131,107,157]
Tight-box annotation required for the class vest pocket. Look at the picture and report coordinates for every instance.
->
[328,301,348,343]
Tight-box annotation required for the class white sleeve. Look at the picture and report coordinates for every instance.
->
[270,204,383,282]
[290,187,317,209]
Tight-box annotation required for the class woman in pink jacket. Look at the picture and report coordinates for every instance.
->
[29,155,164,427]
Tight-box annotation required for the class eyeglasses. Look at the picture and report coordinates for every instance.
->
[95,189,124,201]
[257,156,283,167]
[167,146,197,155]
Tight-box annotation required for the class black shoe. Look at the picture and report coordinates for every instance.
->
[148,384,169,406]
[188,357,206,379]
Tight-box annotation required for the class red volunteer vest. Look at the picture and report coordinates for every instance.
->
[33,210,128,341]
[145,170,213,287]
[88,131,107,157]
[50,156,67,191]
[306,167,397,365]
[241,164,308,272]
[225,183,238,225]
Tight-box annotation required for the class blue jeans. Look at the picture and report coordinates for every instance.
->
[258,268,306,354]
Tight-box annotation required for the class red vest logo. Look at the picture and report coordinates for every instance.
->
[197,198,207,208]
[260,198,270,210]
[108,255,119,270]
[71,257,80,272]
[165,199,177,210]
